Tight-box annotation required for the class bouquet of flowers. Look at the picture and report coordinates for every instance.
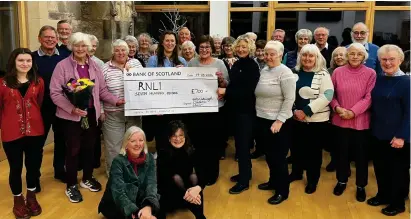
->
[62,78,95,129]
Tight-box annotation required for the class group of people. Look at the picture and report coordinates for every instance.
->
[0,18,409,219]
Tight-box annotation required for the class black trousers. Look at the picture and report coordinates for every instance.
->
[40,104,66,176]
[3,136,44,195]
[61,109,98,187]
[256,117,291,196]
[290,120,326,185]
[189,112,222,184]
[233,113,254,185]
[335,127,368,187]
[373,138,410,208]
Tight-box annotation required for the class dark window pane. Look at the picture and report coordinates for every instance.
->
[230,12,268,40]
[135,12,209,43]
[231,1,268,7]
[375,1,410,6]
[373,11,410,51]
[278,1,363,3]
[135,1,208,5]
[0,2,18,71]
[275,11,365,50]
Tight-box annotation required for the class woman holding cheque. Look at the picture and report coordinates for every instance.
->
[187,35,229,186]
[50,32,125,203]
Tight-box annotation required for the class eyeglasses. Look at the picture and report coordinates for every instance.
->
[381,58,397,63]
[352,31,368,36]
[199,46,211,51]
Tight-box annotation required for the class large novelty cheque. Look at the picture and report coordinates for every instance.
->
[124,67,219,116]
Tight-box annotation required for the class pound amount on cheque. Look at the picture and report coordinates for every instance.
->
[191,89,208,94]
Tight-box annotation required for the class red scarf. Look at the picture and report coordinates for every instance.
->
[126,151,146,175]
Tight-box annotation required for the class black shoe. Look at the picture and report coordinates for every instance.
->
[229,183,249,194]
[65,185,83,203]
[287,156,292,164]
[333,182,347,196]
[54,172,66,183]
[305,184,317,194]
[250,150,263,159]
[289,174,303,183]
[35,179,41,193]
[230,174,251,183]
[356,187,366,202]
[80,177,102,192]
[367,196,388,206]
[258,182,275,191]
[326,160,336,172]
[381,205,405,216]
[268,193,287,205]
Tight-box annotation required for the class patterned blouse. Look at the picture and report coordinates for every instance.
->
[136,52,151,66]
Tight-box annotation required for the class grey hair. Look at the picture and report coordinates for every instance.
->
[346,42,369,63]
[314,27,330,36]
[377,44,404,62]
[295,29,313,42]
[181,40,196,50]
[119,126,148,156]
[212,34,223,41]
[330,46,347,69]
[137,33,153,45]
[245,32,257,40]
[67,32,92,52]
[149,44,158,53]
[295,44,327,72]
[264,40,284,57]
[88,34,99,46]
[124,35,138,46]
[38,25,58,38]
[352,22,369,32]
[233,34,256,57]
[111,39,130,55]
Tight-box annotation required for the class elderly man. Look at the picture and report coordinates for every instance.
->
[32,25,70,192]
[314,27,336,68]
[178,27,191,56]
[350,22,382,75]
[272,29,289,53]
[57,20,72,54]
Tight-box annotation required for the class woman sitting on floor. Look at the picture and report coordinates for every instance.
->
[157,120,206,219]
[98,126,159,219]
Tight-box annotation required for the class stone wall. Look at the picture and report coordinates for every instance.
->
[26,1,135,61]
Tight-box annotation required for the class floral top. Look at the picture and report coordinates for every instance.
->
[136,52,151,66]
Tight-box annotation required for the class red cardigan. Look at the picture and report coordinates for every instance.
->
[0,78,45,142]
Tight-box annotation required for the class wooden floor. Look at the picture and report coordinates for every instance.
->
[0,140,409,219]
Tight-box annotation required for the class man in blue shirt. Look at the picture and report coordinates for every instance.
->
[32,25,70,192]
[350,22,382,75]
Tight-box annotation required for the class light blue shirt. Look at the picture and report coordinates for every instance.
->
[147,55,187,67]
[385,69,406,77]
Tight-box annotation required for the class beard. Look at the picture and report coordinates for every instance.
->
[351,35,368,45]
[59,34,69,40]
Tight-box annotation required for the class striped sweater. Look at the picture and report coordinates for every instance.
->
[330,64,376,130]
[102,58,143,112]
[294,69,334,122]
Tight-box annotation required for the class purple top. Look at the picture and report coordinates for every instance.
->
[77,64,90,79]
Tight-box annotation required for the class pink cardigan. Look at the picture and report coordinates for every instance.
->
[50,55,119,122]
[330,64,376,130]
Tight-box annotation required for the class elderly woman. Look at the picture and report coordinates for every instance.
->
[188,35,229,187]
[181,40,197,62]
[50,32,125,203]
[367,45,410,216]
[245,32,257,42]
[254,40,267,71]
[328,46,348,75]
[157,121,206,219]
[98,126,159,219]
[149,44,158,56]
[217,35,258,194]
[88,34,104,69]
[219,36,239,74]
[137,33,152,66]
[212,34,223,57]
[101,39,143,176]
[124,35,146,67]
[282,29,312,69]
[255,41,296,204]
[330,43,376,202]
[289,44,334,194]
[147,31,187,153]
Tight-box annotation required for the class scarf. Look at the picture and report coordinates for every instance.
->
[126,151,146,175]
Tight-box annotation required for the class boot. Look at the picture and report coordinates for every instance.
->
[26,190,42,216]
[13,195,31,219]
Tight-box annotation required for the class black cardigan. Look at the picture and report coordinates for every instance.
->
[225,57,260,114]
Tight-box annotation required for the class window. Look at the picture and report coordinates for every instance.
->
[373,11,410,51]
[135,12,210,43]
[231,1,268,7]
[275,10,365,50]
[0,2,18,71]
[375,1,410,6]
[230,12,268,39]
[277,1,364,3]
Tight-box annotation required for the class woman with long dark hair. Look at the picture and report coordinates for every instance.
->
[1,48,44,218]
[147,31,187,153]
[157,120,206,219]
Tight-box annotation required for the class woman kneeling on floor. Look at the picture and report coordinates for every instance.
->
[98,126,159,219]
